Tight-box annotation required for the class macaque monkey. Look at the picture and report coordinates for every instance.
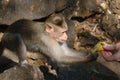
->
[0,14,97,67]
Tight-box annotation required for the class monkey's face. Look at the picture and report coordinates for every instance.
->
[46,23,68,44]
[51,27,68,44]
[46,16,68,44]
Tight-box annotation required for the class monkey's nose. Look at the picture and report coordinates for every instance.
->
[59,33,68,42]
[64,33,68,40]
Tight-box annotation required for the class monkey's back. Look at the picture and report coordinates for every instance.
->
[2,19,46,52]
[6,19,44,36]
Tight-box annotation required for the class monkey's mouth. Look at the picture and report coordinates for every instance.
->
[57,40,66,45]
[56,39,66,43]
[58,41,65,45]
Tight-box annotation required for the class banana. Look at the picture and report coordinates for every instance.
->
[92,41,107,52]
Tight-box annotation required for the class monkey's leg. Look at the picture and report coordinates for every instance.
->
[11,34,27,65]
[15,34,27,65]
[2,33,29,66]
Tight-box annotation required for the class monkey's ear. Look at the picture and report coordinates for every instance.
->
[46,23,55,33]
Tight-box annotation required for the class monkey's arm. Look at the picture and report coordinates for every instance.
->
[56,42,97,64]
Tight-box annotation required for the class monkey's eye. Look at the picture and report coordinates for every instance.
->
[62,31,66,34]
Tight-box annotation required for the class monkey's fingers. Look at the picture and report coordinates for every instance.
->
[87,52,99,61]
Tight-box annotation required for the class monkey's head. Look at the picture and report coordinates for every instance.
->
[45,14,68,44]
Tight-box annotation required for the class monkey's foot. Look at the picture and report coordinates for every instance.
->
[19,60,29,67]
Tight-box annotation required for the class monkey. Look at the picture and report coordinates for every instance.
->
[0,14,97,68]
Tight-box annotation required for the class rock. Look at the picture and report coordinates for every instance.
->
[0,0,100,24]
[0,0,66,24]
[109,0,120,14]
[0,64,44,80]
[100,14,118,40]
[97,54,120,79]
[63,0,99,19]
[66,20,76,48]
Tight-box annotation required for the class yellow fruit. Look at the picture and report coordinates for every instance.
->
[92,41,107,52]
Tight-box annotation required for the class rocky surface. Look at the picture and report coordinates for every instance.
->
[0,0,99,25]
[0,64,44,80]
[0,0,120,80]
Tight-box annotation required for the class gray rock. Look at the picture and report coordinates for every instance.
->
[0,64,44,80]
